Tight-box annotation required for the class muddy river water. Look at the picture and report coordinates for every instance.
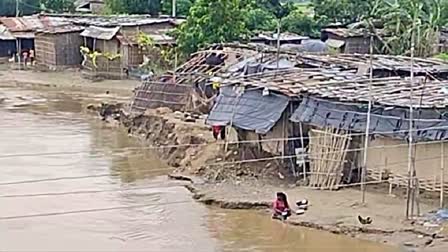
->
[0,87,399,252]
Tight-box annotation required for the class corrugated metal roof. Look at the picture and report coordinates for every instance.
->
[80,26,120,40]
[41,14,181,27]
[39,25,84,34]
[0,16,44,32]
[0,25,14,40]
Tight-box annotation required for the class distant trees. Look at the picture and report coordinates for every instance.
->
[40,0,75,12]
[104,0,158,14]
[0,0,75,16]
[176,0,249,54]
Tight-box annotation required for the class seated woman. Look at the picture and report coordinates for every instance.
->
[272,192,291,220]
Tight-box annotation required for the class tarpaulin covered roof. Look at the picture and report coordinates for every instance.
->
[291,96,448,141]
[206,86,289,134]
[251,32,309,42]
[281,40,329,53]
[80,26,120,40]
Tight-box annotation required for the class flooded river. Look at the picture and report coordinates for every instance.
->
[0,86,399,252]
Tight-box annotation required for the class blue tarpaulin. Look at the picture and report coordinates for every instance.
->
[206,86,290,134]
[290,96,448,141]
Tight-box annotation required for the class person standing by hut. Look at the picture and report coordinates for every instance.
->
[22,50,29,67]
[212,125,225,140]
[29,49,35,66]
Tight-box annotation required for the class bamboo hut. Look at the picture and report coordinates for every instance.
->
[208,67,448,195]
[34,25,84,70]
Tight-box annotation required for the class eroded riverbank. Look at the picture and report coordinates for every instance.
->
[92,101,448,252]
[0,80,402,252]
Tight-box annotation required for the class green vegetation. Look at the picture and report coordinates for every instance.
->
[3,0,448,58]
[0,0,75,16]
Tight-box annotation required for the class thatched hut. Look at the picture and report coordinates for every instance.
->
[34,25,84,70]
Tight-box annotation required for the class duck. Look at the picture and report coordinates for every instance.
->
[296,199,309,210]
[358,215,373,225]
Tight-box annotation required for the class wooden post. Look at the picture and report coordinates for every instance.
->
[299,122,306,180]
[406,24,416,219]
[441,142,445,208]
[16,39,21,70]
[361,35,374,204]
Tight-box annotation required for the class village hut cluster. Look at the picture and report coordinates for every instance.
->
[131,42,448,208]
[0,14,180,78]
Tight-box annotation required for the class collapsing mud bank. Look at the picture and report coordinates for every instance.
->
[89,103,448,252]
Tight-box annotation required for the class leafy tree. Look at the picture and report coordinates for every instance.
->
[148,0,161,16]
[377,0,447,57]
[176,0,249,54]
[312,0,373,24]
[105,0,161,14]
[40,0,75,12]
[162,0,195,16]
[282,8,321,37]
[246,8,277,31]
[0,0,45,16]
[256,0,295,19]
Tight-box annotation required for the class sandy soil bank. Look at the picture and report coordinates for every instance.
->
[0,68,138,95]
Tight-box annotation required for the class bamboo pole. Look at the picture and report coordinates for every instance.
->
[406,24,416,220]
[299,122,306,180]
[441,142,445,208]
[361,35,374,204]
[275,19,281,73]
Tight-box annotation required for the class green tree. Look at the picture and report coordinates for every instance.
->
[176,0,249,54]
[246,8,277,31]
[0,0,45,16]
[105,0,161,14]
[40,0,75,12]
[312,0,373,24]
[256,0,295,19]
[162,0,195,16]
[148,0,161,15]
[282,8,321,37]
[377,0,447,57]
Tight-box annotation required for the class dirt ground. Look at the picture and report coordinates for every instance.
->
[0,66,139,95]
[179,178,448,252]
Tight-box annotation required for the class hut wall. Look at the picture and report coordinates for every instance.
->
[97,39,119,54]
[120,23,174,39]
[35,32,83,68]
[344,37,371,54]
[35,33,57,66]
[0,40,15,57]
[84,56,123,79]
[365,137,448,190]
[234,114,293,156]
[128,45,143,68]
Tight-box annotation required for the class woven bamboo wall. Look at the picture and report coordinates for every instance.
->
[35,32,83,68]
[365,137,448,194]
[131,81,192,112]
